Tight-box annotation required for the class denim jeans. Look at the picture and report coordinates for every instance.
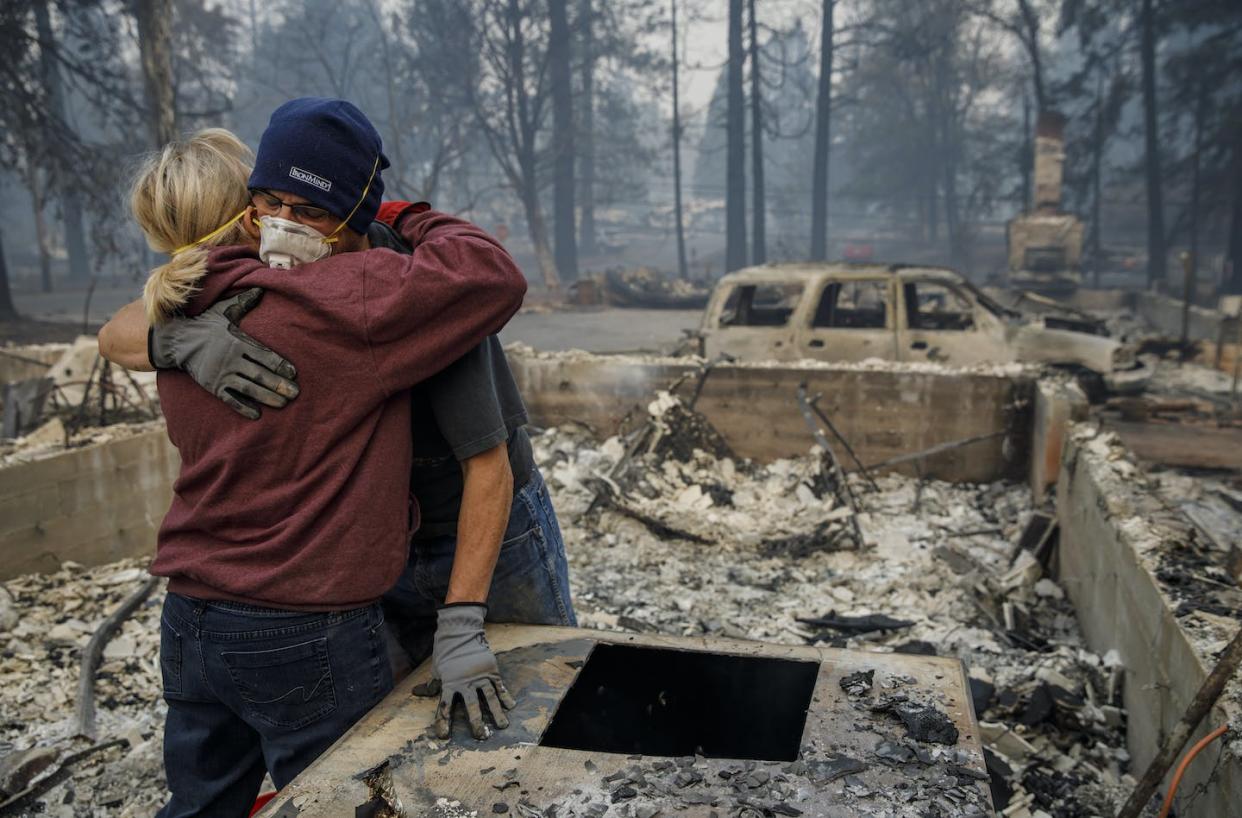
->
[156,591,392,818]
[383,466,577,668]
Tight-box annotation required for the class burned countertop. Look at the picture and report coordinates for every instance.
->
[257,627,991,818]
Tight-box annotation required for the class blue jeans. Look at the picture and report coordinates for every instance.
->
[383,467,576,667]
[156,592,392,818]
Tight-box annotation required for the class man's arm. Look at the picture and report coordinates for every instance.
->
[98,300,155,371]
[363,207,527,395]
[422,445,518,741]
[445,443,513,604]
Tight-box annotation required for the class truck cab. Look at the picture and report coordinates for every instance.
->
[697,262,1147,394]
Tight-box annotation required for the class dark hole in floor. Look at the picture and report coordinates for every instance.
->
[538,643,819,761]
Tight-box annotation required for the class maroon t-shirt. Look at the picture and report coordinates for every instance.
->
[150,208,526,611]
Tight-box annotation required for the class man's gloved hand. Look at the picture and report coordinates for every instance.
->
[415,604,516,740]
[148,288,298,420]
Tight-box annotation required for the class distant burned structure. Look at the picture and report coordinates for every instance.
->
[1007,111,1086,295]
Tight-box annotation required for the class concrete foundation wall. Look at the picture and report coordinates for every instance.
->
[0,428,179,579]
[0,344,69,384]
[1065,288,1131,312]
[1057,430,1241,818]
[1028,380,1087,505]
[1134,291,1234,343]
[509,350,1033,483]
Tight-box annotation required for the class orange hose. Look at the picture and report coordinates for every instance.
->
[1156,724,1229,818]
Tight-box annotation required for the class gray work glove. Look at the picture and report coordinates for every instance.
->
[148,288,299,420]
[414,604,516,740]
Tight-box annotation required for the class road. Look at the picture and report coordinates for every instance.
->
[12,283,701,354]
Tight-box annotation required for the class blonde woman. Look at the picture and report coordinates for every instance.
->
[123,106,525,817]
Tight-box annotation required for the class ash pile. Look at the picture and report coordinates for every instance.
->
[0,560,171,816]
[535,392,1134,817]
[559,390,858,554]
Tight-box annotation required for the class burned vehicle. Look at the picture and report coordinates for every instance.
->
[694,263,1149,395]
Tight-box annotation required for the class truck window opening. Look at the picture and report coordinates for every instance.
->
[811,281,888,329]
[719,284,803,327]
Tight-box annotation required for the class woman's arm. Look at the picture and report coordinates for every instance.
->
[98,299,155,371]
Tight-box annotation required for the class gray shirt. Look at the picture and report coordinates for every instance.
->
[367,220,535,540]
[408,337,535,538]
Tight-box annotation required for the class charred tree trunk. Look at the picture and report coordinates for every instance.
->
[62,187,88,284]
[35,0,89,283]
[1090,73,1104,287]
[1189,80,1205,294]
[936,79,964,269]
[1140,0,1166,287]
[747,0,765,265]
[725,0,747,272]
[578,0,596,258]
[23,161,53,294]
[1020,93,1032,211]
[943,159,964,270]
[1016,0,1045,111]
[0,227,18,321]
[489,0,558,291]
[671,0,688,279]
[1228,125,1242,295]
[521,167,559,292]
[549,0,578,282]
[809,0,834,261]
[133,0,177,146]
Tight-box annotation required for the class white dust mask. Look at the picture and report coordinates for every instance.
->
[258,216,332,269]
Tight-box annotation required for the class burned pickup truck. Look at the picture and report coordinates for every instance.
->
[693,263,1148,395]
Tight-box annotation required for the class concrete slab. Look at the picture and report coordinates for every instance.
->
[257,627,992,818]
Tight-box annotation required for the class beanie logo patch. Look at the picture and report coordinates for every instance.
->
[289,166,332,192]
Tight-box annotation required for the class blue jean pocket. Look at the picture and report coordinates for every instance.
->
[222,638,337,730]
[488,525,574,626]
[160,617,183,697]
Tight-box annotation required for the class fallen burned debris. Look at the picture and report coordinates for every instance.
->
[798,612,915,637]
[601,267,711,310]
[557,390,860,553]
[872,699,960,746]
[540,410,1134,816]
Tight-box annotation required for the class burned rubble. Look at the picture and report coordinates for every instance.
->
[4,381,1236,816]
[0,559,171,816]
[537,393,1134,817]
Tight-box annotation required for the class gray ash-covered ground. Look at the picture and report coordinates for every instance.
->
[539,393,1134,817]
[0,560,170,816]
[2,395,1134,816]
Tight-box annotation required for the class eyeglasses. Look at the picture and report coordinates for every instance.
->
[249,188,334,225]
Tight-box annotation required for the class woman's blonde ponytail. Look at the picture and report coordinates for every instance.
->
[142,246,210,325]
[130,128,253,325]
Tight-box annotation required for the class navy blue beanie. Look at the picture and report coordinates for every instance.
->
[249,97,390,234]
